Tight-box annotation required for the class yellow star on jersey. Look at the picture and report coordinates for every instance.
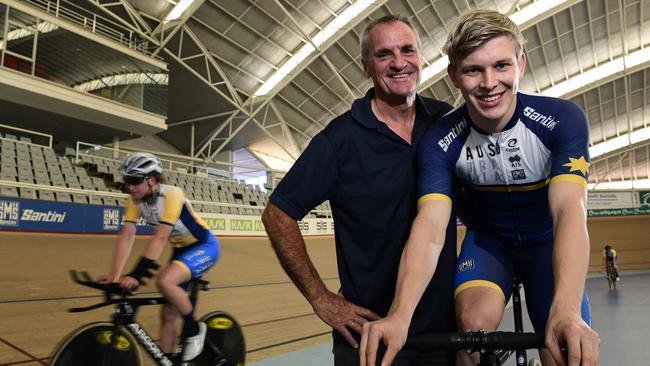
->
[562,156,590,176]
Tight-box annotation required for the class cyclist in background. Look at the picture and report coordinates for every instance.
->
[603,244,620,281]
[98,152,220,361]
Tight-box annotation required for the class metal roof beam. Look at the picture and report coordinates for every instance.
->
[88,0,152,36]
[418,0,583,91]
[163,25,242,108]
[152,0,205,57]
[254,0,387,97]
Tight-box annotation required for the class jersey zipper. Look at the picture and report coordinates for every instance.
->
[495,131,521,245]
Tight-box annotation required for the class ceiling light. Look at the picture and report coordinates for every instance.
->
[508,0,576,28]
[588,179,650,190]
[0,22,58,48]
[254,0,378,96]
[548,47,650,160]
[73,73,168,92]
[164,0,196,22]
[420,56,449,85]
[420,0,575,89]
[544,47,650,98]
[249,150,294,172]
[589,126,650,158]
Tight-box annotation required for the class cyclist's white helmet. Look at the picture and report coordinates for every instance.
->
[120,152,162,177]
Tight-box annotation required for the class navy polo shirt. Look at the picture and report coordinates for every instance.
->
[270,88,457,347]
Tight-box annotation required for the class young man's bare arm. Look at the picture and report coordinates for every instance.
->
[547,182,600,366]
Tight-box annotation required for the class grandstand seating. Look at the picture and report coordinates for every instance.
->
[70,149,299,216]
[0,135,331,218]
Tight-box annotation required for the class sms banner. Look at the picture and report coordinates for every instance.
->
[0,198,154,234]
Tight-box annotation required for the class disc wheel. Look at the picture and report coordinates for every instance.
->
[49,322,141,366]
[194,311,246,366]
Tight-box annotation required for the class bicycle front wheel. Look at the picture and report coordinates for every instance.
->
[49,322,142,366]
[197,311,246,366]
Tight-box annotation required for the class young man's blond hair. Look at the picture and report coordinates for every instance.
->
[444,9,526,69]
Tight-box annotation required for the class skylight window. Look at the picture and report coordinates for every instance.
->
[164,0,196,22]
[254,0,378,96]
[420,0,575,89]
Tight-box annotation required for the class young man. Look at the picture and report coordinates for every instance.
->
[262,15,457,365]
[360,10,600,366]
[98,152,220,361]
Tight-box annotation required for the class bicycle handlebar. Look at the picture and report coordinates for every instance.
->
[69,270,133,296]
[68,270,162,313]
[405,331,545,352]
[67,270,209,313]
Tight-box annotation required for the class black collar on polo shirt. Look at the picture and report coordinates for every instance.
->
[350,88,433,145]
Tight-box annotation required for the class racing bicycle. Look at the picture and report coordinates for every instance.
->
[49,270,245,366]
[405,278,543,366]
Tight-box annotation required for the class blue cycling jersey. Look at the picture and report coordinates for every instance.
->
[418,91,591,245]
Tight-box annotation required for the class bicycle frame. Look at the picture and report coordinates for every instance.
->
[67,271,209,366]
[476,278,532,366]
[405,279,547,366]
[110,298,175,366]
[507,277,528,366]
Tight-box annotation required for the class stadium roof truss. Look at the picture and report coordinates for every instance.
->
[3,0,650,187]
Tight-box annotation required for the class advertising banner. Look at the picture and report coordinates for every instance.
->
[587,191,634,209]
[0,198,333,236]
[587,190,650,217]
[201,213,334,236]
[638,191,650,207]
[587,207,650,217]
[0,198,154,234]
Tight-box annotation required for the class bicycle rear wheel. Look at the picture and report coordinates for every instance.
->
[49,322,142,366]
[196,311,246,366]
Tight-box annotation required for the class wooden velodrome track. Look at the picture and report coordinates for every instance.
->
[0,233,338,366]
[1,215,648,365]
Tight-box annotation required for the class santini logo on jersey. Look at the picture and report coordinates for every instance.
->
[438,119,468,152]
[523,106,558,131]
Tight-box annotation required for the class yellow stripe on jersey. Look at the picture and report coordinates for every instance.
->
[123,197,141,222]
[418,193,452,206]
[454,280,505,301]
[160,186,184,224]
[549,174,587,187]
[469,179,549,192]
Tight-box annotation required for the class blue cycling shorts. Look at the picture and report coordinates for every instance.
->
[171,234,220,280]
[454,229,591,332]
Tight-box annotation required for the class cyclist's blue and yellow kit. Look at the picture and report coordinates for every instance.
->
[124,184,219,279]
[418,91,591,331]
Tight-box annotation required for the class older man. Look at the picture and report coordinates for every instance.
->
[262,15,456,366]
